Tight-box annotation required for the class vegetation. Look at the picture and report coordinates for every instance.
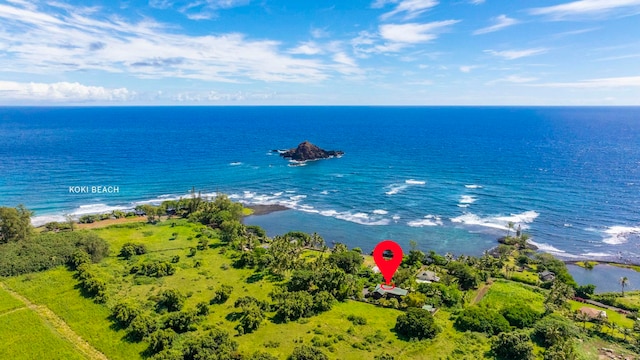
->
[1,201,639,359]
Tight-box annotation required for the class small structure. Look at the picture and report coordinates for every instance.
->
[372,265,381,274]
[421,304,437,314]
[371,284,408,300]
[578,307,607,320]
[416,270,440,284]
[539,270,556,282]
[134,209,146,216]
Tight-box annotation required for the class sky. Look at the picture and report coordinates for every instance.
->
[0,0,639,105]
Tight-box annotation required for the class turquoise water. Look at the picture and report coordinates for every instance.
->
[1,106,639,260]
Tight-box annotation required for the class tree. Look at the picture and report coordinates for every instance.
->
[506,221,515,237]
[236,304,265,334]
[454,306,510,335]
[0,205,33,243]
[128,313,157,341]
[157,289,185,312]
[447,262,479,290]
[163,310,199,333]
[111,300,141,327]
[501,304,542,329]
[545,281,575,312]
[405,292,427,308]
[272,290,314,322]
[210,285,233,304]
[620,276,629,296]
[288,345,328,360]
[148,329,176,354]
[252,351,278,360]
[491,331,534,360]
[395,308,441,340]
[181,328,239,360]
[533,316,579,347]
[575,284,595,299]
[328,250,363,274]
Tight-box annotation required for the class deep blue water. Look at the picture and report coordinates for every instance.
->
[1,106,639,263]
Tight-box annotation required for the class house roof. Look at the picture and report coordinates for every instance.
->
[579,307,607,319]
[416,270,440,282]
[374,284,408,296]
[540,270,555,277]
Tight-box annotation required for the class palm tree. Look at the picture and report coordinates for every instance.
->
[620,276,629,296]
[506,221,515,237]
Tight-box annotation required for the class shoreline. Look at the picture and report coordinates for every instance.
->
[564,260,640,272]
[245,204,291,216]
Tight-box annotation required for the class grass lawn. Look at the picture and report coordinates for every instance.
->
[0,286,23,314]
[0,309,86,360]
[480,280,546,312]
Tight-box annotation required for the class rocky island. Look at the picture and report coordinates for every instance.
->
[278,141,344,162]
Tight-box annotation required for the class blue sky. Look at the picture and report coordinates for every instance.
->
[0,0,639,105]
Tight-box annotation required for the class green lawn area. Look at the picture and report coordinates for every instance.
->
[0,309,86,360]
[4,268,146,360]
[0,286,23,314]
[481,280,546,312]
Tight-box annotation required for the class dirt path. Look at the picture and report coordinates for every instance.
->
[0,282,109,360]
[473,283,492,304]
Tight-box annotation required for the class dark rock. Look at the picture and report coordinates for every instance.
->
[280,141,344,162]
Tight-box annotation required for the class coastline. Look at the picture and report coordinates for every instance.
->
[245,204,290,216]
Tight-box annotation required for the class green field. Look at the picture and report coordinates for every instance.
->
[0,286,23,314]
[0,308,86,360]
[480,280,546,312]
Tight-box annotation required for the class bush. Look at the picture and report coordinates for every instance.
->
[236,305,265,334]
[119,242,147,259]
[111,301,141,327]
[69,249,92,270]
[288,345,328,360]
[181,328,239,360]
[252,351,278,360]
[533,316,580,347]
[128,313,157,341]
[210,285,233,304]
[196,302,209,316]
[148,329,176,354]
[132,261,175,277]
[395,308,440,340]
[501,304,542,329]
[454,306,511,335]
[163,310,199,333]
[157,289,185,312]
[491,331,534,360]
[347,314,367,325]
[271,290,314,322]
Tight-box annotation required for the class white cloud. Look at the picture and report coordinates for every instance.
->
[487,75,538,84]
[150,0,251,20]
[0,2,346,83]
[533,76,640,88]
[459,65,479,73]
[311,27,330,39]
[288,42,323,55]
[529,0,640,19]
[484,48,548,60]
[380,0,439,21]
[473,15,519,35]
[379,21,459,43]
[0,81,134,102]
[470,0,485,4]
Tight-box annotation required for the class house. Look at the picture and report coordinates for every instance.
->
[372,265,381,274]
[578,307,607,320]
[539,270,556,282]
[416,270,440,283]
[371,284,408,300]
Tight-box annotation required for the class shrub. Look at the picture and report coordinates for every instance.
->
[163,310,199,333]
[157,289,185,312]
[288,345,328,360]
[132,261,175,277]
[196,302,209,316]
[395,308,440,340]
[181,328,239,360]
[111,300,141,327]
[148,329,176,354]
[454,306,511,335]
[69,249,92,270]
[533,316,580,347]
[119,242,147,259]
[347,314,367,325]
[210,285,233,304]
[501,304,542,329]
[491,331,534,360]
[128,313,157,341]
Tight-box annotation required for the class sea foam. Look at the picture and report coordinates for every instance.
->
[405,179,426,185]
[602,226,640,245]
[408,215,443,227]
[451,210,539,231]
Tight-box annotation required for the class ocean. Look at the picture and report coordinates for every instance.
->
[1,106,639,264]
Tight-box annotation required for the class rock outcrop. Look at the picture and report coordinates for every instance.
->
[280,141,344,162]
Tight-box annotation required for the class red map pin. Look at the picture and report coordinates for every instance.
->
[373,240,403,287]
